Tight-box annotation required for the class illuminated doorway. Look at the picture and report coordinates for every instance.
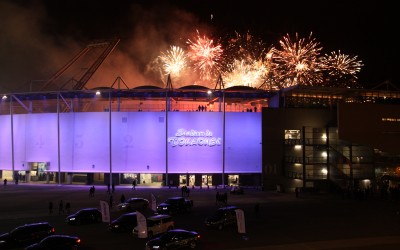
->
[28,162,49,182]
[202,175,212,187]
[121,173,138,185]
[179,175,187,185]
[188,175,195,186]
[228,175,239,186]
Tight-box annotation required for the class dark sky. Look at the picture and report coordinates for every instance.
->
[0,0,396,92]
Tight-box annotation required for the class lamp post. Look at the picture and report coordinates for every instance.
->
[109,91,113,188]
[222,89,226,187]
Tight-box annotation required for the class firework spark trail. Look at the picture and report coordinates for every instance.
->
[223,59,267,88]
[187,33,223,81]
[321,50,363,77]
[319,50,363,87]
[159,46,188,78]
[148,31,363,89]
[273,32,323,87]
[222,31,270,88]
[223,31,267,62]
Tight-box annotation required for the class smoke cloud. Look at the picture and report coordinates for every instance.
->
[0,1,211,93]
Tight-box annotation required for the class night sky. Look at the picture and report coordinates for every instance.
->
[0,0,396,92]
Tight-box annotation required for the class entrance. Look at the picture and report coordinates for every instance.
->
[140,174,163,186]
[228,175,239,186]
[179,174,195,186]
[121,173,138,185]
[28,162,50,182]
[201,175,212,187]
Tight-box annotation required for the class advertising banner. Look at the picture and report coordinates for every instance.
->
[151,193,157,212]
[235,209,246,234]
[136,211,148,238]
[99,200,110,223]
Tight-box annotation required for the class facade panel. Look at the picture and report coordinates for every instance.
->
[0,111,262,177]
[225,112,262,173]
[167,112,224,173]
[0,115,12,168]
[111,112,166,173]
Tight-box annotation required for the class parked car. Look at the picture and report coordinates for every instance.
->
[117,197,149,212]
[205,205,238,230]
[145,229,200,250]
[24,235,81,250]
[133,214,174,239]
[66,208,102,225]
[0,222,55,249]
[156,197,193,215]
[109,212,138,233]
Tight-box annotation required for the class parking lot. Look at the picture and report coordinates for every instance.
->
[1,183,400,249]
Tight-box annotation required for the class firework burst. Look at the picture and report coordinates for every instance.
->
[273,32,323,88]
[223,59,267,88]
[320,50,363,87]
[146,31,363,89]
[187,32,223,82]
[224,31,267,62]
[159,46,188,78]
[221,31,271,88]
[259,48,281,90]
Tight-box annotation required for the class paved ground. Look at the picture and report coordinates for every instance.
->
[1,183,400,250]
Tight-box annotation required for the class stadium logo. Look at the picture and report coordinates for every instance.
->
[168,129,222,147]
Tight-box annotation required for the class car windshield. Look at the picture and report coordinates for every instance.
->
[128,198,145,203]
[213,210,225,217]
[167,198,180,204]
[119,214,136,222]
[159,232,175,241]
[10,228,23,235]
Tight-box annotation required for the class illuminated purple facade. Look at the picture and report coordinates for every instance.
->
[0,99,262,186]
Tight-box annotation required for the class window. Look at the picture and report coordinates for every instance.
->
[285,130,300,139]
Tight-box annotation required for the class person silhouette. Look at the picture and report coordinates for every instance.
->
[65,202,71,214]
[48,201,53,215]
[109,195,113,208]
[58,200,64,215]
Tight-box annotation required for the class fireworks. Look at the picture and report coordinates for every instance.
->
[148,31,363,89]
[224,31,267,62]
[272,32,323,87]
[223,59,267,88]
[221,32,270,88]
[159,46,188,78]
[320,50,363,87]
[187,32,223,81]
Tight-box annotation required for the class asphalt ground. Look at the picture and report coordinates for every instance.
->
[1,183,400,250]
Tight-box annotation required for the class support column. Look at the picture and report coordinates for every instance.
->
[302,126,306,189]
[67,173,73,184]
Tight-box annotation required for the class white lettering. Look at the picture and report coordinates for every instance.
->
[168,129,222,147]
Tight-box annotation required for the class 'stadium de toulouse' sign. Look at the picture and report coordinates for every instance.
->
[168,129,222,147]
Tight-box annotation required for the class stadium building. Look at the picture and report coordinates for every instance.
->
[1,40,400,192]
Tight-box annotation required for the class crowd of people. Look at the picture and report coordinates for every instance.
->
[48,200,71,215]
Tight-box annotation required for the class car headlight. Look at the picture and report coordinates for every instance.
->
[153,246,160,249]
[69,217,76,221]
[162,207,167,210]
